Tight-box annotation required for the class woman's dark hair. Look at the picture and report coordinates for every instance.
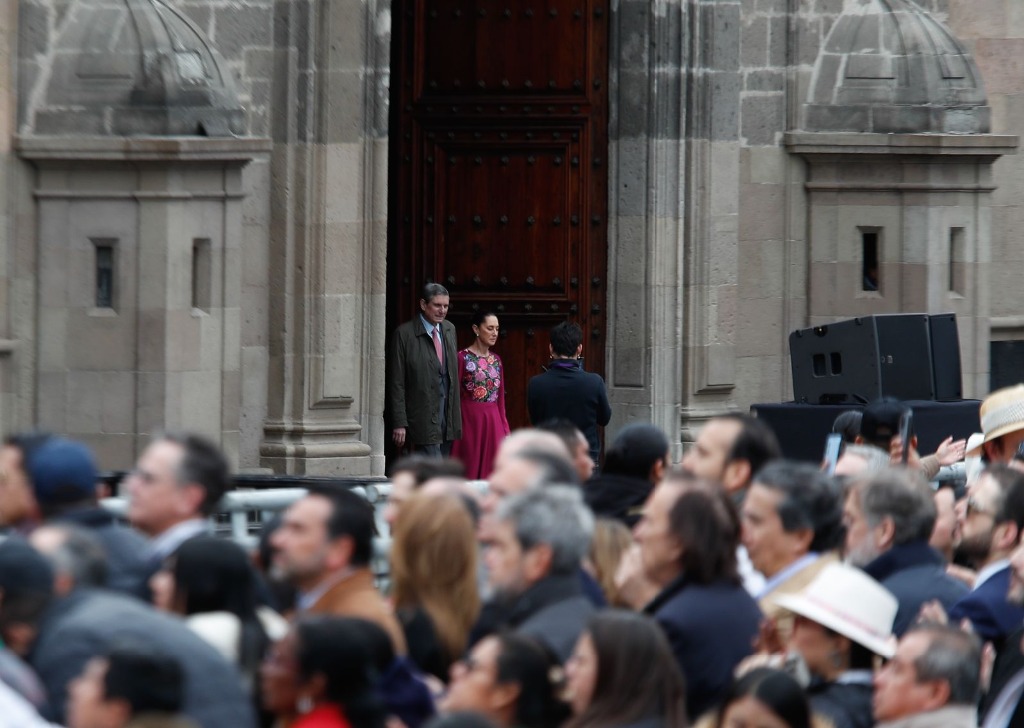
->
[471,310,498,328]
[831,411,862,444]
[666,481,740,585]
[171,536,269,679]
[566,611,687,728]
[104,645,185,715]
[347,617,436,728]
[295,617,389,728]
[494,633,570,728]
[717,668,811,728]
[602,424,669,481]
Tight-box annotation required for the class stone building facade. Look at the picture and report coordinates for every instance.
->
[0,0,1021,474]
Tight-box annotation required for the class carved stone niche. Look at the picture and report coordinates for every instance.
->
[17,137,270,469]
[15,0,268,468]
[787,0,1018,400]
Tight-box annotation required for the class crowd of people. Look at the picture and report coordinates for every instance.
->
[3,283,1024,728]
[2,379,1024,728]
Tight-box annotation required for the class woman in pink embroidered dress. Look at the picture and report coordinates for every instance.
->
[451,311,510,479]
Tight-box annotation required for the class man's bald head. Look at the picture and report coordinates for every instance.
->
[492,429,572,474]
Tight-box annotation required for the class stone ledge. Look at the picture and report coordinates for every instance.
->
[14,135,272,162]
[784,131,1018,158]
[991,316,1024,332]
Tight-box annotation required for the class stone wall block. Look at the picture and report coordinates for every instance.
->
[616,69,653,139]
[745,69,785,93]
[741,93,784,146]
[708,2,741,72]
[741,15,768,69]
[708,71,742,141]
[212,3,274,60]
[769,15,790,68]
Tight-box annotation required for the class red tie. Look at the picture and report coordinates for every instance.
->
[432,326,443,364]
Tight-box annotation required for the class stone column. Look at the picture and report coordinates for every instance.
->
[606,0,744,455]
[259,0,389,475]
[0,0,17,434]
[680,0,744,443]
[606,0,687,455]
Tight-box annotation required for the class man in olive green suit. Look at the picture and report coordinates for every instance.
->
[387,283,462,457]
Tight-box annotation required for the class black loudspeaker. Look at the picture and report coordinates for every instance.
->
[789,314,961,404]
[928,313,963,400]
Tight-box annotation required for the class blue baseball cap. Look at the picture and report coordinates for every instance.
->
[24,437,99,506]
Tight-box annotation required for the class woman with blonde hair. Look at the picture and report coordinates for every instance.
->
[587,518,632,606]
[391,491,481,681]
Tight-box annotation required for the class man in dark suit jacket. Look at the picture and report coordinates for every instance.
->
[845,469,967,635]
[527,321,611,465]
[387,283,461,457]
[632,478,762,720]
[980,543,1024,727]
[949,465,1024,646]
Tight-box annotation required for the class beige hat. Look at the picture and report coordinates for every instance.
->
[980,384,1024,445]
[773,562,898,658]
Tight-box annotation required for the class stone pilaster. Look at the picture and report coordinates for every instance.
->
[0,0,16,435]
[606,0,688,456]
[258,0,389,475]
[679,0,744,443]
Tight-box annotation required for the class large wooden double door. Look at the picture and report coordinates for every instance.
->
[388,0,609,431]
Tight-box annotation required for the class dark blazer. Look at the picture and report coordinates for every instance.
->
[644,575,762,721]
[948,566,1024,645]
[863,541,968,636]
[808,679,875,728]
[54,506,150,596]
[387,317,461,446]
[31,589,255,727]
[498,573,596,664]
[527,361,611,462]
[584,473,653,527]
[982,626,1024,725]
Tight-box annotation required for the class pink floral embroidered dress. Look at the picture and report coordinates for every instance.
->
[450,349,510,479]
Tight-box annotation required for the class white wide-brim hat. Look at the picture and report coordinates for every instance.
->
[773,562,898,659]
[965,432,985,458]
[980,384,1024,445]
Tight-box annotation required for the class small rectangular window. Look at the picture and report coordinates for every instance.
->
[949,227,965,294]
[192,238,212,311]
[861,229,879,292]
[93,240,115,309]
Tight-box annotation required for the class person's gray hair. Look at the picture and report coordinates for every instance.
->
[496,485,594,575]
[752,461,844,552]
[38,524,108,588]
[908,623,982,705]
[841,444,891,473]
[420,282,449,303]
[511,448,579,487]
[854,469,936,544]
[499,429,572,462]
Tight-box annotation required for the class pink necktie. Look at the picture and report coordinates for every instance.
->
[432,326,443,364]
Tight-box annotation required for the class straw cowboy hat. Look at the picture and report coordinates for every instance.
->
[980,384,1024,445]
[773,562,898,659]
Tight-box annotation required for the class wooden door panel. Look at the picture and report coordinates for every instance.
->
[431,130,579,290]
[419,3,592,96]
[389,0,608,437]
